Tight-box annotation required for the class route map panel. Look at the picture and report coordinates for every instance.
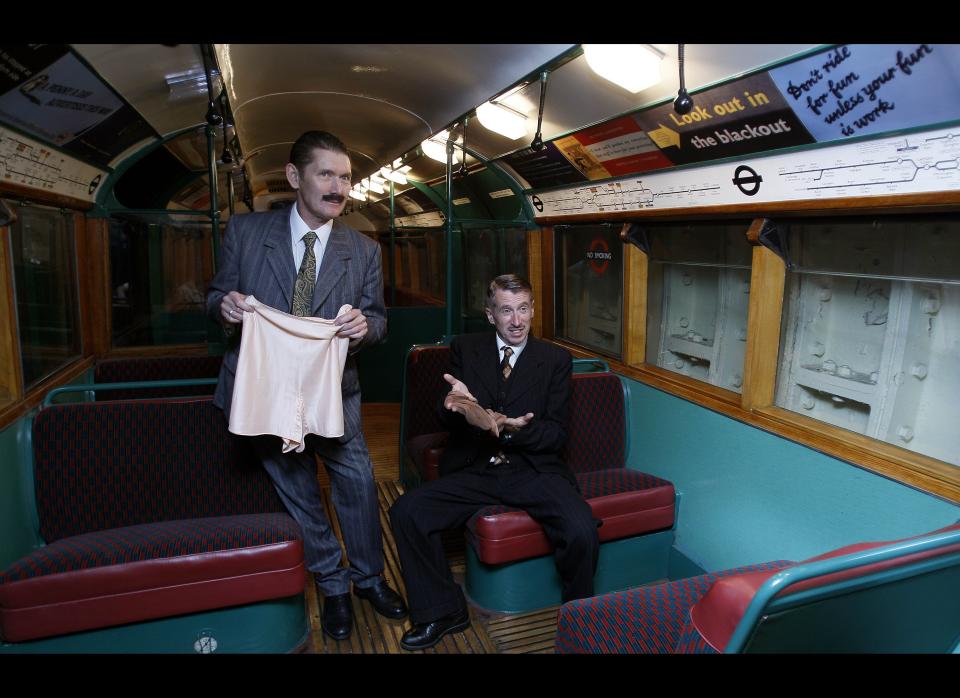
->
[1,124,106,202]
[529,125,960,218]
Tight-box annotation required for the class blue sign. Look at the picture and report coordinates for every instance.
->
[769,44,960,142]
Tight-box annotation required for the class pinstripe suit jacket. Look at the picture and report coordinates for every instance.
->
[206,206,386,442]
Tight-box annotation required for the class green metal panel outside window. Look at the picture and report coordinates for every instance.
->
[775,215,960,466]
[644,221,753,393]
[555,224,624,359]
[109,212,214,348]
[10,204,82,389]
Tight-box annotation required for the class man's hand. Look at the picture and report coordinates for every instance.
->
[443,373,476,403]
[220,291,253,324]
[487,410,534,435]
[335,307,368,343]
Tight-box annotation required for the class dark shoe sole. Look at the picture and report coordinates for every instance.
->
[321,623,352,641]
[399,617,471,651]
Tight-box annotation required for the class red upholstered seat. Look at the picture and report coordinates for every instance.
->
[688,522,960,652]
[0,514,305,643]
[467,469,675,564]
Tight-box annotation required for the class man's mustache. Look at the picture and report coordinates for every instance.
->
[322,194,345,203]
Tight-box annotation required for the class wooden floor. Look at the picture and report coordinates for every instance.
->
[308,403,559,654]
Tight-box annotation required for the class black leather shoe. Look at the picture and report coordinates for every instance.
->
[353,581,408,619]
[321,593,353,640]
[400,608,470,651]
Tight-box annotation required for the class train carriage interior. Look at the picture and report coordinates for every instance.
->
[0,42,959,654]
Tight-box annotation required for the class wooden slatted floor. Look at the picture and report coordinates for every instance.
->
[307,403,559,654]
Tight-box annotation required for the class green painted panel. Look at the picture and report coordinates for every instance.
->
[357,306,446,403]
[0,595,309,654]
[623,376,960,571]
[465,529,674,614]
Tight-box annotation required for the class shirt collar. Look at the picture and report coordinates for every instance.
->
[496,334,526,364]
[289,204,333,255]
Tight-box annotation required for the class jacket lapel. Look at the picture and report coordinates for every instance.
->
[473,333,502,404]
[263,209,296,311]
[504,339,542,405]
[312,220,350,315]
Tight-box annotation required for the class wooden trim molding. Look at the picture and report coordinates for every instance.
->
[741,237,786,411]
[622,235,648,367]
[0,225,23,407]
[0,184,94,212]
[526,228,544,338]
[0,356,94,431]
[538,227,556,339]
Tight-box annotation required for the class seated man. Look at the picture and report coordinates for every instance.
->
[389,274,599,651]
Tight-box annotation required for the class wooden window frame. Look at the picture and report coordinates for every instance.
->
[538,192,960,503]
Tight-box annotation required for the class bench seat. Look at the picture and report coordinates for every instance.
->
[556,523,960,653]
[0,513,304,643]
[468,469,675,564]
[0,397,308,649]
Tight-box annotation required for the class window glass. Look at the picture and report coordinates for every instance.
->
[462,226,528,330]
[110,213,214,347]
[384,227,446,307]
[10,204,81,388]
[645,222,753,392]
[775,216,960,466]
[555,224,623,358]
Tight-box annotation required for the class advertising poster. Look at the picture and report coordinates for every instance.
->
[633,72,815,166]
[501,142,589,189]
[769,44,960,142]
[0,45,156,167]
[554,114,673,179]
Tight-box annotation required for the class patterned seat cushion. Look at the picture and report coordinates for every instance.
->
[94,355,222,400]
[0,513,305,643]
[466,469,675,565]
[32,399,285,543]
[554,561,793,654]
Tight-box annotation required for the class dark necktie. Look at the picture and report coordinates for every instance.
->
[500,346,514,381]
[291,231,318,316]
[491,346,514,466]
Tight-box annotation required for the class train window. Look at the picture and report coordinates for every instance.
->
[109,213,214,347]
[9,204,82,389]
[644,222,753,392]
[385,228,446,307]
[555,224,624,358]
[462,226,528,331]
[775,216,960,467]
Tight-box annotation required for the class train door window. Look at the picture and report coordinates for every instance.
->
[775,216,960,466]
[109,213,214,348]
[9,203,82,389]
[555,224,624,358]
[386,227,446,307]
[462,225,528,332]
[644,221,753,392]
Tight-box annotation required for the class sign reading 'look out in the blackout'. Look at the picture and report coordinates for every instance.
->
[620,73,815,166]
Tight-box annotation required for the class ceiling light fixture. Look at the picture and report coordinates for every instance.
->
[583,44,664,93]
[476,101,527,140]
[421,130,460,164]
[379,166,408,185]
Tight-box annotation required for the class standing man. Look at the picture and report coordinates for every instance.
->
[207,130,406,641]
[389,274,599,651]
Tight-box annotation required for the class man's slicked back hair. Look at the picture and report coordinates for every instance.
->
[289,131,350,173]
[485,274,534,310]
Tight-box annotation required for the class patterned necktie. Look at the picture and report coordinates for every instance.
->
[291,231,318,316]
[500,346,513,381]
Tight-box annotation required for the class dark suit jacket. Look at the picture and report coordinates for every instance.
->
[438,332,575,484]
[206,206,385,441]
